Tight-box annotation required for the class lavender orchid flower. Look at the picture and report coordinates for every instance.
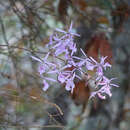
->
[31,22,118,100]
[90,77,119,99]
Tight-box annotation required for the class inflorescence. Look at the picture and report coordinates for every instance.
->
[31,22,119,100]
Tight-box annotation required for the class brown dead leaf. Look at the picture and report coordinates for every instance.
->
[71,80,90,112]
[58,0,71,21]
[72,0,88,11]
[85,33,113,64]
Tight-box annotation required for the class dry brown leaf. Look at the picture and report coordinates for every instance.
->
[58,0,71,21]
[85,33,113,64]
[71,80,90,112]
[72,0,88,11]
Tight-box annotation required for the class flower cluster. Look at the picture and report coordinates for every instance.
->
[31,23,119,99]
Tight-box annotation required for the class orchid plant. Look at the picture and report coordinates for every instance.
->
[31,22,119,100]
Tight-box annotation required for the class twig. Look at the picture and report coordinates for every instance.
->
[44,99,64,115]
[0,124,65,128]
[0,44,46,54]
[0,14,21,125]
[31,96,64,116]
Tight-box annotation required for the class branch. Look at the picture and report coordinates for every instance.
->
[0,124,65,129]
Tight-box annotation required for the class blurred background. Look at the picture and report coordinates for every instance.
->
[0,0,130,130]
